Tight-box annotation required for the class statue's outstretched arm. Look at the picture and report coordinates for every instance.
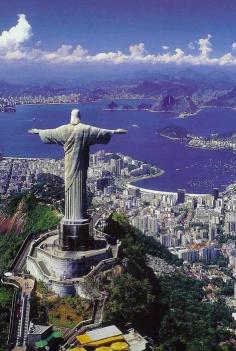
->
[113,129,127,134]
[28,128,40,134]
[28,126,65,145]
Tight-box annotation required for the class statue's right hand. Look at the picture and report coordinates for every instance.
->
[115,129,128,134]
[28,128,39,134]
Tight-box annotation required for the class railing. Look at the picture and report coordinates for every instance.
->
[35,244,110,261]
[9,225,58,272]
[62,321,103,350]
[61,298,101,349]
[19,295,28,346]
[86,257,117,278]
[62,319,93,349]
[7,287,21,348]
[26,255,49,282]
[1,277,21,289]
[27,229,58,258]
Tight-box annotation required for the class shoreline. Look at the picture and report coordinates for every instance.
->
[158,131,236,154]
[124,168,209,197]
[16,102,78,107]
[176,108,202,118]
[15,102,236,120]
[185,143,236,155]
[157,133,188,142]
[122,168,165,188]
[103,106,201,118]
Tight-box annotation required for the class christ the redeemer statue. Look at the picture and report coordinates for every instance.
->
[29,109,127,251]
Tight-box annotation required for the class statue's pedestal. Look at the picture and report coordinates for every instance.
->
[59,218,92,251]
[26,231,115,297]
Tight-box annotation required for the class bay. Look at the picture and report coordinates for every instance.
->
[0,101,235,194]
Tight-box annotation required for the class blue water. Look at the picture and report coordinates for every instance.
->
[0,101,236,194]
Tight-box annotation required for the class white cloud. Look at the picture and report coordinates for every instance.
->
[218,53,236,65]
[129,43,146,58]
[0,14,32,51]
[198,34,212,59]
[2,16,236,66]
[232,42,236,51]
[4,49,27,60]
[72,45,88,58]
[188,42,195,50]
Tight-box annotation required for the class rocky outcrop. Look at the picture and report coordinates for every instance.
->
[152,95,198,114]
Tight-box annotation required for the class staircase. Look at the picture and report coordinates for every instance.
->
[14,294,30,348]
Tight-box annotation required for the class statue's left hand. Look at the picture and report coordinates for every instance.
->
[114,129,128,134]
[28,128,39,134]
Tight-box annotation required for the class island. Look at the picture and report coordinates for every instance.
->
[156,126,190,140]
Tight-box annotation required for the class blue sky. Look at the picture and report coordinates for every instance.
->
[1,0,236,80]
[1,0,236,53]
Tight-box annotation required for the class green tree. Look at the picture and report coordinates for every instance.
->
[105,273,155,325]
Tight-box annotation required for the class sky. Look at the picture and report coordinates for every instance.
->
[1,0,236,81]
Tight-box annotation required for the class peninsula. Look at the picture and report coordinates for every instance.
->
[157,126,236,153]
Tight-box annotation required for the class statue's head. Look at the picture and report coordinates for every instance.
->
[70,109,81,125]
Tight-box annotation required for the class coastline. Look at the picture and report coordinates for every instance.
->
[103,107,201,118]
[15,101,233,121]
[124,168,209,197]
[157,133,187,142]
[16,98,156,109]
[126,169,209,197]
[16,102,78,107]
[158,131,236,154]
[176,108,202,118]
[185,143,236,153]
[122,168,165,188]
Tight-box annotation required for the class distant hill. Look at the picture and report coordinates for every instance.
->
[128,80,201,97]
[0,80,81,97]
[104,96,198,116]
[152,95,198,115]
[207,86,236,107]
[88,88,107,100]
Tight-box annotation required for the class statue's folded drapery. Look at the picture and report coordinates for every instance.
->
[39,123,114,220]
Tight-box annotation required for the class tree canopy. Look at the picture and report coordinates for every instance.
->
[104,211,234,351]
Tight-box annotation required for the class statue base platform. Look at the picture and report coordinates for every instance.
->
[26,230,118,296]
[59,218,92,251]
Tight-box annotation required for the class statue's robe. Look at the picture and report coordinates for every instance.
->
[39,123,114,220]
